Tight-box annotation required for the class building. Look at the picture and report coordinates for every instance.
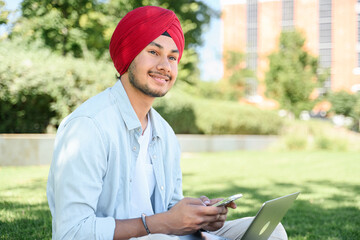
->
[221,0,360,105]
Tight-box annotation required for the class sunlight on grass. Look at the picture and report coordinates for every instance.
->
[1,151,359,239]
[181,151,360,239]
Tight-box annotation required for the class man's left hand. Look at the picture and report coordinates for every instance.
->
[198,197,237,232]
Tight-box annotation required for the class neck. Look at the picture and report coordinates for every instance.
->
[120,76,154,130]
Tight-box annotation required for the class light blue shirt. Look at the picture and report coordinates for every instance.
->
[47,80,183,240]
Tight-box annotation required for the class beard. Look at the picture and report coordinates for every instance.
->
[128,62,171,98]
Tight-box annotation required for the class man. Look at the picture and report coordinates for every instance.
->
[47,6,287,240]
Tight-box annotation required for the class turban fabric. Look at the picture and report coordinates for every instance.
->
[109,6,185,75]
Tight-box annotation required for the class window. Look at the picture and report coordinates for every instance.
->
[246,0,258,71]
[319,0,332,90]
[282,0,294,30]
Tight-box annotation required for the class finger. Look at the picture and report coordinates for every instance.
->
[199,196,211,206]
[200,205,225,216]
[225,201,237,209]
[209,198,223,205]
[185,197,208,206]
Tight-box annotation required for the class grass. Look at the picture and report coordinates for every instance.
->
[1,151,359,239]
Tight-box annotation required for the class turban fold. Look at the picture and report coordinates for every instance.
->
[109,6,185,75]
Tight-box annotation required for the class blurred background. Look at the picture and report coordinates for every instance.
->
[1,0,360,153]
[1,1,360,239]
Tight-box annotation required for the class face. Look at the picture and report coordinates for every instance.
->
[127,35,179,98]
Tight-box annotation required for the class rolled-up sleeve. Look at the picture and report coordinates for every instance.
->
[47,117,115,240]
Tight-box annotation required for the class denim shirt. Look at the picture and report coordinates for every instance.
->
[47,80,183,240]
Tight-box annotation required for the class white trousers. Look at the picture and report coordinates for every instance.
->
[131,217,288,240]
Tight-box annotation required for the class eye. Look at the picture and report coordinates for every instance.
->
[149,50,158,55]
[169,56,177,61]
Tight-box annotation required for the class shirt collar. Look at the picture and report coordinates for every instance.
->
[110,80,163,139]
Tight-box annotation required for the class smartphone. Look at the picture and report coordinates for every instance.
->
[212,193,243,207]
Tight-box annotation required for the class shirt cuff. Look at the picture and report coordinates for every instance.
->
[95,216,116,240]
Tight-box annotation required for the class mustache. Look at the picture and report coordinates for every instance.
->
[148,71,172,81]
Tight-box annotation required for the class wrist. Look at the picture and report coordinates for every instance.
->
[141,213,151,234]
[146,212,174,235]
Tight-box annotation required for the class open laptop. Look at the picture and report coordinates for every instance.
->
[241,191,300,240]
[180,192,300,240]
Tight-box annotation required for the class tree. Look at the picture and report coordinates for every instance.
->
[265,30,321,117]
[329,91,360,131]
[10,0,217,84]
[11,0,112,58]
[223,50,254,99]
[0,0,9,25]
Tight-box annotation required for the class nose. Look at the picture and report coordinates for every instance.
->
[157,56,171,73]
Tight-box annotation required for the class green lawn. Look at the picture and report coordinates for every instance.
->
[1,151,359,239]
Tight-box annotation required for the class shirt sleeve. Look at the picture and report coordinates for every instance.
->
[48,117,115,240]
[168,138,184,210]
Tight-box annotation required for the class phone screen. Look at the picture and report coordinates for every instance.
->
[213,193,243,207]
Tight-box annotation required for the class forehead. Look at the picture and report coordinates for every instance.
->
[148,35,178,52]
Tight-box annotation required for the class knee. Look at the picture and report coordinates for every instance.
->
[270,223,288,240]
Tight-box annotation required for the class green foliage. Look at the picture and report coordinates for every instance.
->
[329,91,357,116]
[265,30,320,117]
[154,89,284,135]
[329,91,360,131]
[1,39,282,135]
[182,51,255,102]
[0,39,114,133]
[11,0,112,58]
[223,50,255,99]
[10,0,217,85]
[272,119,360,151]
[0,0,9,25]
[224,51,254,87]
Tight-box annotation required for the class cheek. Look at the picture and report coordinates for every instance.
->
[171,65,178,78]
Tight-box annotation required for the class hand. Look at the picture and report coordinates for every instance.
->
[201,198,237,232]
[163,197,224,235]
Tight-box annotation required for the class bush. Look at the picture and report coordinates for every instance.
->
[0,40,115,133]
[329,91,357,116]
[154,90,284,135]
[272,119,360,151]
[2,39,284,135]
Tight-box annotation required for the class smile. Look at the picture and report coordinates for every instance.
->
[149,73,170,84]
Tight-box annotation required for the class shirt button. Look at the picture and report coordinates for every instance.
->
[132,146,136,151]
[153,155,157,159]
[130,178,132,183]
[161,186,164,190]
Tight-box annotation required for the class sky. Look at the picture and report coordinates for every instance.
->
[2,0,223,81]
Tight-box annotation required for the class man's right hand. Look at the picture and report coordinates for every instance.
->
[147,197,226,235]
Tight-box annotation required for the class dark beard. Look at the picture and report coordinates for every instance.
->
[128,63,170,98]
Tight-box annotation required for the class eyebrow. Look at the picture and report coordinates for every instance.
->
[149,42,179,54]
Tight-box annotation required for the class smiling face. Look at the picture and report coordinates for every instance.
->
[126,35,179,98]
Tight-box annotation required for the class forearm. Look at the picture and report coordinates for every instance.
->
[113,212,173,239]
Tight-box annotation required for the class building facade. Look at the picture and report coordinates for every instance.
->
[221,0,360,103]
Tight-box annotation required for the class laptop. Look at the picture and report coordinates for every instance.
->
[179,192,300,240]
[241,192,300,240]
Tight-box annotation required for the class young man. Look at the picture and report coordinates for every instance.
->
[47,6,287,240]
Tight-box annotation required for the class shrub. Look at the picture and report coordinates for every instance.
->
[2,39,284,135]
[329,91,357,116]
[272,119,360,151]
[0,40,115,133]
[154,90,284,135]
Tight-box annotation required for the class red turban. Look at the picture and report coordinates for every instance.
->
[109,6,185,75]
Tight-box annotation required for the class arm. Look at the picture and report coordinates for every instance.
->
[113,198,227,239]
[48,117,115,239]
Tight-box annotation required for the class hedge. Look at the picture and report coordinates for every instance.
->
[154,90,283,135]
[1,39,284,134]
[0,40,114,132]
